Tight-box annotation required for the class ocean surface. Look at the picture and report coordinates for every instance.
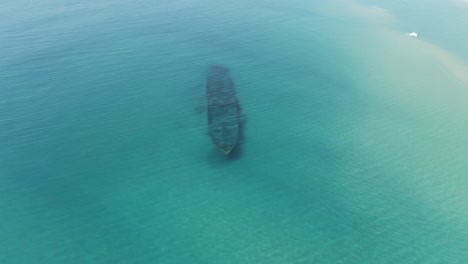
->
[1,0,468,263]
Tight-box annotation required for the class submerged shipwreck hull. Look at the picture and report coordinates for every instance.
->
[206,65,242,155]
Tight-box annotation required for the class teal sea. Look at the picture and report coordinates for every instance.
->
[1,0,468,263]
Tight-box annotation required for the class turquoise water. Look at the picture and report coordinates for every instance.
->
[1,0,468,263]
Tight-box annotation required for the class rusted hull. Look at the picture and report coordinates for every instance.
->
[206,65,242,155]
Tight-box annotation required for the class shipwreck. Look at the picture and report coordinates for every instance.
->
[206,65,243,155]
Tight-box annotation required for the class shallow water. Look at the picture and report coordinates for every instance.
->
[1,0,468,263]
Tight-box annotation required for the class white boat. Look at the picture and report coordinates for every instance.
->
[405,32,418,38]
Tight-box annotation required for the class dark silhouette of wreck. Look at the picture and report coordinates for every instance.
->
[206,65,244,156]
